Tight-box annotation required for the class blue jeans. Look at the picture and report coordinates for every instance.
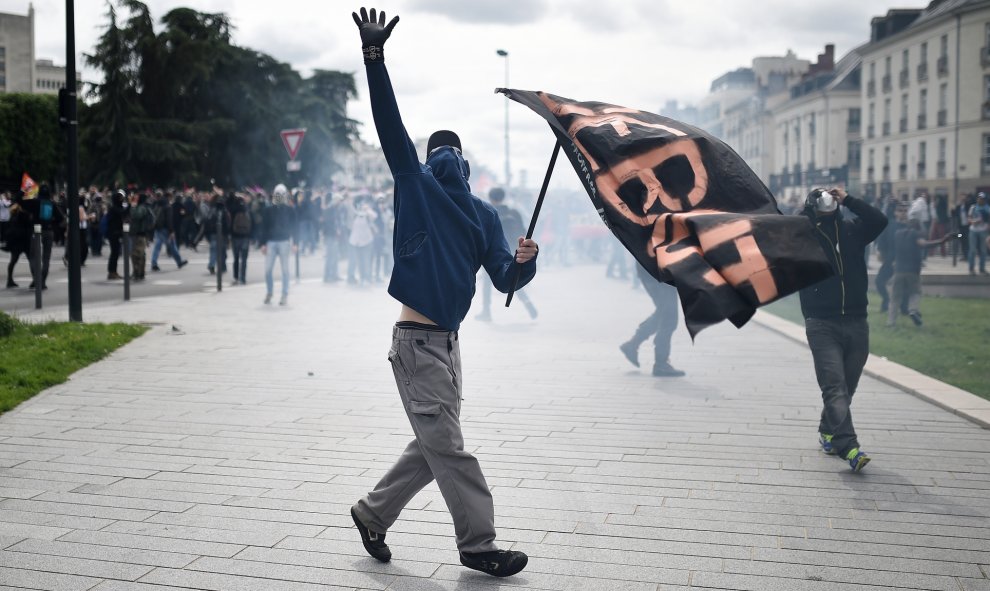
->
[805,316,869,457]
[265,240,291,296]
[969,229,987,272]
[151,229,182,267]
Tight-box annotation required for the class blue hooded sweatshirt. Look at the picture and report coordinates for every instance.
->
[366,61,537,331]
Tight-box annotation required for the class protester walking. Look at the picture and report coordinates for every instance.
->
[348,7,537,578]
[260,184,296,305]
[105,191,126,280]
[230,195,252,285]
[3,194,31,288]
[799,187,886,472]
[887,210,952,328]
[24,185,63,290]
[967,192,989,276]
[620,265,684,377]
[150,191,188,272]
[128,192,155,281]
[475,187,537,321]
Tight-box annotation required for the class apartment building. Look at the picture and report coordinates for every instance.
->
[0,5,35,93]
[860,0,990,202]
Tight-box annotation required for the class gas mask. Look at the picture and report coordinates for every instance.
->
[808,189,837,214]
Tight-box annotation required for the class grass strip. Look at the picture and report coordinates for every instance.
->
[762,295,990,401]
[0,312,147,414]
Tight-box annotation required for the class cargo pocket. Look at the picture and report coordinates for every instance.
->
[407,400,441,416]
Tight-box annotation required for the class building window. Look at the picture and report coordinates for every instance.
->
[848,141,862,170]
[883,98,891,135]
[868,148,876,182]
[902,49,909,69]
[883,146,891,181]
[868,103,876,137]
[938,138,947,178]
[900,144,908,180]
[941,34,948,57]
[918,140,927,179]
[919,88,928,129]
[848,108,860,133]
[983,134,990,174]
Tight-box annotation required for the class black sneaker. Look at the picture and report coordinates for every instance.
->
[350,507,390,562]
[459,549,528,578]
[909,311,923,327]
[151,265,161,272]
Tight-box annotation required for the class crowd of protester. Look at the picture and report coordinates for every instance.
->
[0,184,398,290]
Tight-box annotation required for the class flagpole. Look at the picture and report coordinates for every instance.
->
[64,0,82,322]
[505,140,560,307]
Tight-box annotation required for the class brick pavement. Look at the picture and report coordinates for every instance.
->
[1,264,989,591]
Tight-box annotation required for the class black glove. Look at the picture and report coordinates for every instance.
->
[352,7,399,63]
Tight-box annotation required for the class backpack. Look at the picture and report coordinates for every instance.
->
[39,199,54,222]
[232,210,251,235]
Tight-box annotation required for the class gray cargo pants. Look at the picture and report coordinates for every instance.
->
[352,325,498,553]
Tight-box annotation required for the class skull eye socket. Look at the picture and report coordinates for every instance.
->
[654,155,696,207]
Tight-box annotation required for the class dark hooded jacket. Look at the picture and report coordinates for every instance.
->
[366,61,536,331]
[798,196,887,319]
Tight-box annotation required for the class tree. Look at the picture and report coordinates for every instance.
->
[0,94,63,190]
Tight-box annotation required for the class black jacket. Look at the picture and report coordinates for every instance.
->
[798,196,888,319]
[260,204,296,245]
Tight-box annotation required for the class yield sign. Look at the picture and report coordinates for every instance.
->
[280,128,307,160]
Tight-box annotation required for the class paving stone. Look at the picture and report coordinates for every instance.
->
[3,265,989,591]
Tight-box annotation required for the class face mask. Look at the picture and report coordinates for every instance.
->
[814,190,837,213]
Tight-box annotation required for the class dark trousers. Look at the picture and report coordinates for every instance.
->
[107,236,121,274]
[630,269,679,367]
[806,316,869,458]
[232,237,250,283]
[28,230,54,285]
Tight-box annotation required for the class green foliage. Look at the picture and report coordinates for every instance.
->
[79,1,358,189]
[762,294,990,400]
[0,319,147,414]
[0,311,19,338]
[0,93,65,187]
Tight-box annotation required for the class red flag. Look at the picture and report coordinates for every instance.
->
[21,173,39,199]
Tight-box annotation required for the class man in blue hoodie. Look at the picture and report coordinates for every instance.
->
[348,7,538,579]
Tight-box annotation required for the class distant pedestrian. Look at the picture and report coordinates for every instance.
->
[887,210,952,328]
[24,184,63,290]
[4,194,31,288]
[260,184,296,305]
[322,195,341,282]
[620,265,684,377]
[475,187,537,321]
[230,195,252,285]
[128,192,155,281]
[105,191,126,280]
[150,191,188,272]
[799,187,886,472]
[349,7,537,578]
[967,192,989,276]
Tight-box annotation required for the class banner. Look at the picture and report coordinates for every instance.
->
[499,89,832,337]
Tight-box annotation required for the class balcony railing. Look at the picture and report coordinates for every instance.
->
[937,109,947,126]
[882,121,891,136]
[867,79,876,97]
[918,114,927,129]
[917,62,928,81]
[899,70,910,88]
[899,118,908,133]
[917,162,927,179]
[867,124,875,138]
[982,47,990,68]
[882,74,892,93]
[847,121,861,133]
[898,164,908,180]
[937,55,949,77]
[937,160,946,178]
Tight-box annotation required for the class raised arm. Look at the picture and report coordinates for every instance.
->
[353,7,419,176]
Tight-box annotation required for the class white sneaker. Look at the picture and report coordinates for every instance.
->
[279,295,287,306]
[264,293,272,305]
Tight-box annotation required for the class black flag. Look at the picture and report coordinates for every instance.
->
[500,88,832,337]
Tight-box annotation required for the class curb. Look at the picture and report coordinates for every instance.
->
[752,310,990,430]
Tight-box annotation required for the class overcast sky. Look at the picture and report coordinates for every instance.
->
[3,0,894,190]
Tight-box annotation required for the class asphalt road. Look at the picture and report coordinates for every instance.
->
[1,242,331,317]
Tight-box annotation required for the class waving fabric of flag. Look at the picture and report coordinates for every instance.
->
[499,88,833,337]
[21,173,39,199]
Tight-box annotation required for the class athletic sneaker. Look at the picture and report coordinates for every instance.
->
[619,341,639,368]
[459,549,528,577]
[846,448,871,472]
[350,507,391,562]
[818,433,837,455]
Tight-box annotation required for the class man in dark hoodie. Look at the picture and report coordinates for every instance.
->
[348,7,537,579]
[798,187,887,472]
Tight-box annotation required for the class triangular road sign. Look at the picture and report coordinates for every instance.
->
[280,128,307,161]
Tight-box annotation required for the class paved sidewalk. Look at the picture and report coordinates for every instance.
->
[2,265,989,591]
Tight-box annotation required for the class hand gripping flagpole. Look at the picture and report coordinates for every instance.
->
[506,140,561,307]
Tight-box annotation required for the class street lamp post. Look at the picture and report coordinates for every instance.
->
[497,49,510,189]
[63,0,82,321]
